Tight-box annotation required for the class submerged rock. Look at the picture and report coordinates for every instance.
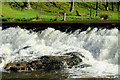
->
[64,52,83,68]
[4,54,85,72]
[4,63,32,72]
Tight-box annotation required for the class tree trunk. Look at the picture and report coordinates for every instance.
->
[112,2,114,11]
[70,0,74,12]
[106,2,109,11]
[24,0,32,9]
[13,0,32,9]
[118,2,120,11]
[40,3,41,16]
[90,7,92,17]
[96,1,98,16]
[36,2,38,9]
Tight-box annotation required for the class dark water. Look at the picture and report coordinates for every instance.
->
[2,70,68,79]
[2,22,119,32]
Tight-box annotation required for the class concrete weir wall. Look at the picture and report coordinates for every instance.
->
[2,21,119,32]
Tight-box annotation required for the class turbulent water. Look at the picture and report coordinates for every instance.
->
[0,27,119,78]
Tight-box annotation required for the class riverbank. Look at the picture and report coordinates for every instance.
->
[2,20,120,23]
[2,2,119,22]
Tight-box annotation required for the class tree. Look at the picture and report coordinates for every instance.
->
[106,2,109,11]
[96,0,98,16]
[70,0,74,12]
[118,1,120,11]
[105,0,109,11]
[112,2,114,11]
[89,4,92,18]
[24,0,32,9]
[13,0,32,9]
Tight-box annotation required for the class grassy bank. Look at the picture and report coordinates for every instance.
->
[1,2,119,22]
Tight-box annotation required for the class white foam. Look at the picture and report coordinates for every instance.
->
[0,27,118,78]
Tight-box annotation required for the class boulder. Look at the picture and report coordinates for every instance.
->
[4,63,32,72]
[4,53,83,72]
[64,52,83,68]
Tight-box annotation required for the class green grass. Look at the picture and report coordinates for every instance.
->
[1,2,119,22]
[66,16,100,21]
[0,2,2,20]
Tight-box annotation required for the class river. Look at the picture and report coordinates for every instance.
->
[0,25,119,79]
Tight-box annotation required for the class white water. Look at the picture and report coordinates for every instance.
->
[0,27,119,78]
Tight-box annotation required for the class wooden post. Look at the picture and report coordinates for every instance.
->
[64,11,66,21]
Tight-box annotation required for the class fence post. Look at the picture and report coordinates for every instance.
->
[64,11,66,21]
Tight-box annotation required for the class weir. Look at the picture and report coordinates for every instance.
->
[0,22,119,78]
[2,21,119,32]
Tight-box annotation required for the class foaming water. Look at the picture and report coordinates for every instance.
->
[0,27,118,78]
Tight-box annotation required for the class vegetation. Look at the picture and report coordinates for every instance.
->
[1,2,119,22]
[99,14,109,20]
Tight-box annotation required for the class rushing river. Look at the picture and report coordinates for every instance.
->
[0,26,119,78]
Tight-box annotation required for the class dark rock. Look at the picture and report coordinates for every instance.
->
[21,46,31,49]
[4,55,84,72]
[9,67,18,72]
[64,52,83,67]
[4,63,16,71]
[29,56,64,70]
[75,64,91,68]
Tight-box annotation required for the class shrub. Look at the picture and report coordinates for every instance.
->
[99,14,109,20]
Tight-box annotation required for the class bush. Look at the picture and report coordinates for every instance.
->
[99,14,109,20]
